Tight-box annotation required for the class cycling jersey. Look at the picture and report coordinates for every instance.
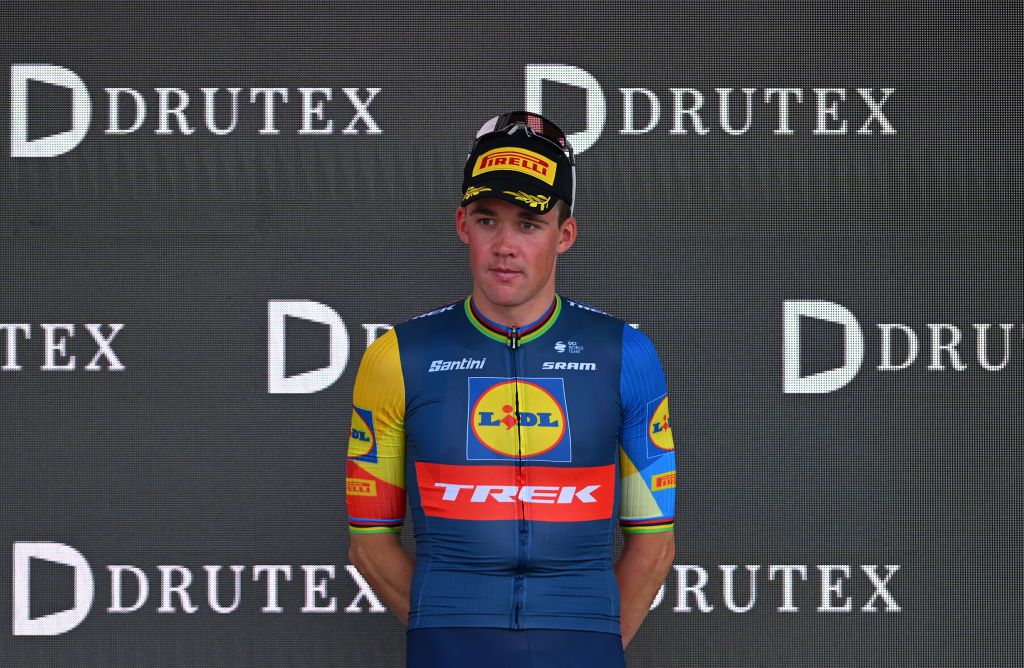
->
[406,627,626,668]
[345,294,676,634]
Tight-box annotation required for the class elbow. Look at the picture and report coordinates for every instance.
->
[623,531,676,573]
[661,539,676,568]
[651,533,676,574]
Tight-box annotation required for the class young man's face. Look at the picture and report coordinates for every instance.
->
[456,197,577,321]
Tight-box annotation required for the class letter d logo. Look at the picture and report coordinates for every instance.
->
[783,300,864,393]
[525,64,605,154]
[12,542,94,635]
[267,300,350,393]
[10,65,91,157]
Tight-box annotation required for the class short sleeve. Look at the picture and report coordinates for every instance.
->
[618,323,676,534]
[346,328,407,534]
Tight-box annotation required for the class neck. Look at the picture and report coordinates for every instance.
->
[470,288,557,330]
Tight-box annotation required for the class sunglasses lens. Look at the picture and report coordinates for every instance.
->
[474,115,502,138]
[475,112,568,149]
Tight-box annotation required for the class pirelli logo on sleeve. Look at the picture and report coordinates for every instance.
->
[652,471,676,491]
[347,478,377,496]
[472,147,556,185]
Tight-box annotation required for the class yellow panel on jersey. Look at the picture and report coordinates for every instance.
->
[619,446,674,534]
[346,328,407,534]
[618,326,676,534]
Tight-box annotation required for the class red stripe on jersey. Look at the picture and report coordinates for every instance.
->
[416,462,615,522]
[620,518,673,526]
[346,461,406,523]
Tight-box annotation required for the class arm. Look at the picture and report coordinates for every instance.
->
[615,530,675,647]
[349,532,415,624]
[345,328,410,620]
[617,322,678,647]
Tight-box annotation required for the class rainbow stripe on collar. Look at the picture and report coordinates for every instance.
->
[464,294,562,345]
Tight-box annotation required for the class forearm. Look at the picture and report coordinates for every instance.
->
[614,531,675,647]
[349,533,416,624]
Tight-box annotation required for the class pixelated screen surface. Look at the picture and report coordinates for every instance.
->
[2,4,1020,666]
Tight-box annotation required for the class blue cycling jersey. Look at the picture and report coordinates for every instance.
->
[346,294,676,633]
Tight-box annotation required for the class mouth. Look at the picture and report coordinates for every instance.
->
[490,268,522,280]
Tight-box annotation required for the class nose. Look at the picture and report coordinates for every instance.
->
[492,222,518,256]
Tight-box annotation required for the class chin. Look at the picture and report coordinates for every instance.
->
[487,294,525,308]
[481,286,528,308]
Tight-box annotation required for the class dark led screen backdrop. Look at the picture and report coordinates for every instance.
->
[2,4,1020,666]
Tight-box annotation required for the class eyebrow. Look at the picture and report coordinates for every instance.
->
[469,206,546,222]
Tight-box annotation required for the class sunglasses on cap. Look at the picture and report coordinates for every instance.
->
[470,111,576,213]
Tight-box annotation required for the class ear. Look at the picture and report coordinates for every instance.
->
[455,205,470,244]
[556,215,577,254]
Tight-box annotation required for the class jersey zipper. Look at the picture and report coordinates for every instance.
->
[509,325,526,629]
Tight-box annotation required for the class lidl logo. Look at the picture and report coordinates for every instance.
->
[646,395,674,458]
[348,406,377,462]
[467,377,572,462]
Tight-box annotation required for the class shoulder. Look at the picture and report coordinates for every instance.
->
[405,299,464,323]
[561,296,663,369]
[389,298,465,344]
[621,320,657,352]
[620,322,664,384]
[559,295,627,334]
[560,296,618,322]
[395,298,463,331]
[561,296,657,346]
[359,327,401,375]
[559,295,637,342]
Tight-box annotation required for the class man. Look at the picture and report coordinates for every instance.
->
[346,111,676,667]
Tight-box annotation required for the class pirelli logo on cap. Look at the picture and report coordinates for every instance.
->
[472,147,556,185]
[347,478,377,496]
[652,471,676,491]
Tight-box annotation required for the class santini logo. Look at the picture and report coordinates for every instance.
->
[429,358,486,372]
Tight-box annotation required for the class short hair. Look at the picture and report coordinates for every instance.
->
[555,199,571,226]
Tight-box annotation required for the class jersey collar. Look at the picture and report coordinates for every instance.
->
[464,294,562,345]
